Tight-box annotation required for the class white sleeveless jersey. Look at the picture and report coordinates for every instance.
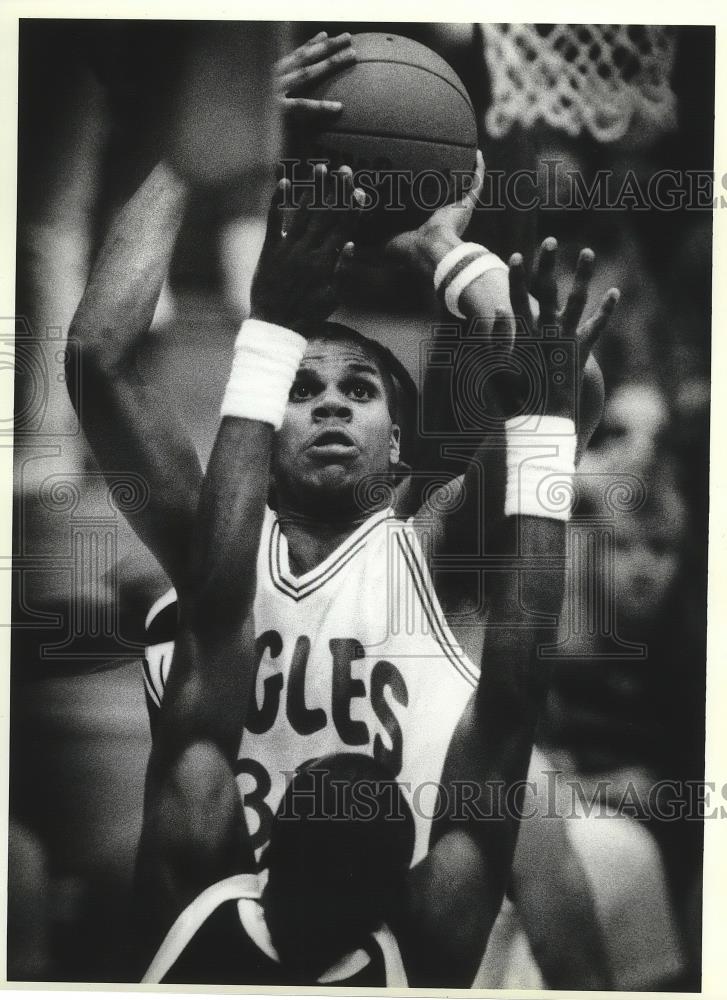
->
[144,506,479,864]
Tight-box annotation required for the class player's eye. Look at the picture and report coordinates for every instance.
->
[289,380,316,401]
[346,379,377,401]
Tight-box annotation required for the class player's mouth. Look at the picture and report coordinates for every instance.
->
[308,429,359,459]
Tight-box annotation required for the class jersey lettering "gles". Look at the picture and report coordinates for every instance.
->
[144,507,478,864]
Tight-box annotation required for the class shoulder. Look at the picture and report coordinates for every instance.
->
[409,474,466,551]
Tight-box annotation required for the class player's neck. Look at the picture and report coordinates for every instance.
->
[275,504,374,576]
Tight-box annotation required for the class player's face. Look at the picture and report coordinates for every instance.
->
[272,338,401,512]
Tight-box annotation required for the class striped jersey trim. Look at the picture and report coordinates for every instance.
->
[145,587,178,632]
[372,925,408,987]
[143,872,407,987]
[142,640,174,708]
[269,508,394,600]
[395,528,479,689]
[141,656,161,708]
[142,873,260,983]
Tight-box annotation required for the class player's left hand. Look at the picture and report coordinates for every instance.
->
[276,31,356,118]
[490,238,619,424]
[250,163,365,335]
[383,149,485,272]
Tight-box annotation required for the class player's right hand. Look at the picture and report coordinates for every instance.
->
[384,149,485,273]
[249,163,365,335]
[276,31,356,118]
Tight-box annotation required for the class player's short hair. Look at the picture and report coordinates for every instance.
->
[313,322,418,461]
[265,752,415,943]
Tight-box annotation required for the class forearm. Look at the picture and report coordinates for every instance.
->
[135,418,265,961]
[64,162,202,586]
[478,516,566,772]
[187,418,273,625]
[425,514,566,979]
[418,232,540,328]
[152,418,272,768]
[70,160,188,362]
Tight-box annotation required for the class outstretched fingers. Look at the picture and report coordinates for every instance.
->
[275,31,328,77]
[491,306,516,350]
[283,96,344,118]
[508,253,535,335]
[333,240,357,291]
[535,237,558,329]
[460,149,485,208]
[284,162,329,241]
[264,176,292,244]
[562,247,595,337]
[277,32,355,94]
[578,287,620,353]
[319,166,365,256]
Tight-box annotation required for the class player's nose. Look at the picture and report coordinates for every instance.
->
[312,389,352,420]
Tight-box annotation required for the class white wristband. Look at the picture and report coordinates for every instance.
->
[433,242,487,293]
[220,318,307,430]
[504,415,576,521]
[444,253,509,319]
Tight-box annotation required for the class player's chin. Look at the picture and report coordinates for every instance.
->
[308,462,360,495]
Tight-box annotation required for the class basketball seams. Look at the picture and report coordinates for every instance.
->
[313,127,475,151]
[349,56,474,111]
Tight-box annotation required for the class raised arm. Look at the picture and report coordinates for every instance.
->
[386,157,604,531]
[67,33,356,591]
[396,243,619,988]
[133,166,362,966]
[66,160,202,588]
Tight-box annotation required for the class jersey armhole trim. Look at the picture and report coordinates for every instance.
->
[142,873,260,983]
[372,924,409,986]
[142,657,162,708]
[145,587,178,631]
[397,527,479,688]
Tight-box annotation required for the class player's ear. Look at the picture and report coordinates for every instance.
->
[389,424,401,465]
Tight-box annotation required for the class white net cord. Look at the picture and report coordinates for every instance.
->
[480,24,677,142]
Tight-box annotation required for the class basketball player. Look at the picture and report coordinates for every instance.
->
[66,38,615,975]
[133,165,618,982]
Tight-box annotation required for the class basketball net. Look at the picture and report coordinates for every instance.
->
[480,24,677,142]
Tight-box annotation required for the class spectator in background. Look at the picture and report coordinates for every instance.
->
[536,374,697,989]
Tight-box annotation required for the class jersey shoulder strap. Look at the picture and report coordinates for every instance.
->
[372,923,408,986]
[142,873,260,983]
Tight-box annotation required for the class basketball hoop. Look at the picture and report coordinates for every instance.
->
[480,24,678,143]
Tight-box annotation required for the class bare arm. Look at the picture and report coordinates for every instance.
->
[66,161,202,588]
[67,33,357,590]
[399,513,566,987]
[133,165,363,966]
[134,417,273,964]
[387,160,604,540]
[395,244,619,988]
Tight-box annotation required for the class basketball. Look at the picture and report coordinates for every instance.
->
[293,32,479,238]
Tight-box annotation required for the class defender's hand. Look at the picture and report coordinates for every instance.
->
[250,164,363,335]
[384,150,485,273]
[276,31,356,119]
[490,239,619,424]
